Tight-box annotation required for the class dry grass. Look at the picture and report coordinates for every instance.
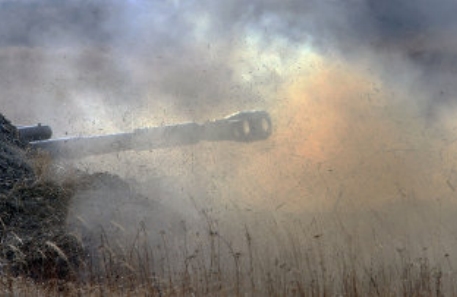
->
[1,196,457,297]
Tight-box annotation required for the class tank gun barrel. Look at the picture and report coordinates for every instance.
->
[29,110,272,159]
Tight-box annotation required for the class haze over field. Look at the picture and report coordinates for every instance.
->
[1,0,457,216]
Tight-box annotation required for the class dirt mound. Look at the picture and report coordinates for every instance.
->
[0,113,184,281]
[0,114,34,195]
[0,113,84,279]
[0,114,136,280]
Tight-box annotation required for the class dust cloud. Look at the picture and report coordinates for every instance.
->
[1,0,457,259]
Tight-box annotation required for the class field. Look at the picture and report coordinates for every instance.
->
[2,190,457,297]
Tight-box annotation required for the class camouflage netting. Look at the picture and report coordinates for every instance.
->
[0,113,83,280]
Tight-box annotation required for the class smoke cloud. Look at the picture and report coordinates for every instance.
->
[1,0,456,121]
[1,0,457,217]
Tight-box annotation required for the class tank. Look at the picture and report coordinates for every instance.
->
[0,110,272,280]
[18,110,272,159]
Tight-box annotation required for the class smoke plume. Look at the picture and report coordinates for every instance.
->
[1,0,457,217]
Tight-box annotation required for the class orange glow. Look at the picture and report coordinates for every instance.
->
[219,56,385,210]
[216,55,450,212]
